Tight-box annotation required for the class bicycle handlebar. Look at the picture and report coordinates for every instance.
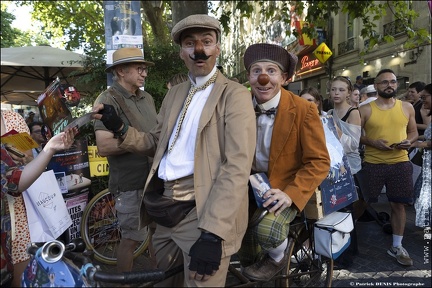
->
[86,267,165,283]
[27,239,167,284]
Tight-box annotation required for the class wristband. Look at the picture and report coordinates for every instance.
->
[113,123,128,139]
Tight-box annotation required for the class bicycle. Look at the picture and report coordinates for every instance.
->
[81,189,333,287]
[226,208,333,287]
[80,188,150,265]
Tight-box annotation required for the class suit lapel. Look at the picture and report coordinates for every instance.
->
[268,90,297,174]
[166,82,191,134]
[197,74,227,132]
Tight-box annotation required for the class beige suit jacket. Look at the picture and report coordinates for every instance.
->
[119,72,256,257]
[268,89,330,212]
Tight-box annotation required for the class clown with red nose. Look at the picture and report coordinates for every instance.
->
[238,44,330,282]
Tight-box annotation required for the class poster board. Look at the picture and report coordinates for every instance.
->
[64,193,89,240]
[320,116,358,215]
[104,1,143,86]
[46,139,91,199]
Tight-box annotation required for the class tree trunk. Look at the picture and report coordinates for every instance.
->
[142,1,169,45]
[171,1,208,27]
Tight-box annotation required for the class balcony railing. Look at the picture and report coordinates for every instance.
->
[338,38,355,55]
[383,20,405,37]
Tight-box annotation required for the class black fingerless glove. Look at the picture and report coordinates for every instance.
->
[99,104,124,132]
[189,232,222,276]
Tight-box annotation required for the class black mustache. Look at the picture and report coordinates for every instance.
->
[189,52,210,61]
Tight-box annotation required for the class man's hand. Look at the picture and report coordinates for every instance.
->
[92,104,124,132]
[263,188,292,216]
[372,139,393,150]
[188,232,222,282]
[393,139,411,150]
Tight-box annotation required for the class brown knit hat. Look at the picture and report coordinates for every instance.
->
[244,43,298,79]
[105,47,155,73]
[171,14,221,45]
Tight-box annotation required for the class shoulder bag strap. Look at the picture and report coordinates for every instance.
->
[108,87,145,132]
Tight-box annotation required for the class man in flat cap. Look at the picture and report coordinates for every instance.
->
[238,43,330,281]
[93,47,158,273]
[92,15,256,286]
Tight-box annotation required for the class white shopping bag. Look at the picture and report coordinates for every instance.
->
[23,170,72,242]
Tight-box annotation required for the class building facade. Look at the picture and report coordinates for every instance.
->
[217,1,431,98]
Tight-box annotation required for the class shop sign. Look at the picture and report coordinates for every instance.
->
[313,43,332,64]
[88,145,109,177]
[295,53,323,77]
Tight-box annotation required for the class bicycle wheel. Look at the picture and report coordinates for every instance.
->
[277,221,333,287]
[80,189,150,265]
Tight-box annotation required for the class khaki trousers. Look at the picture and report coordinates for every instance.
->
[153,208,231,287]
[153,176,230,287]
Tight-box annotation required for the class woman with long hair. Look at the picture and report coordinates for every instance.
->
[328,76,362,175]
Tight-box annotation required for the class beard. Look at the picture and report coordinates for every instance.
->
[378,88,396,99]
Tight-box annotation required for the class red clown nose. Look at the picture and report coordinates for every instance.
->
[258,74,270,85]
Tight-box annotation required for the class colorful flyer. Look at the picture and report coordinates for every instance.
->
[37,78,73,136]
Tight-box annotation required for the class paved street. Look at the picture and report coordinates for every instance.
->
[95,194,431,287]
[332,195,431,287]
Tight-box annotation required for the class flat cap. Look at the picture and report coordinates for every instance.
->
[244,43,298,80]
[171,14,221,44]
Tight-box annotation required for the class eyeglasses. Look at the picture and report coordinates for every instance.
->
[376,80,398,86]
[136,66,148,75]
[32,129,42,134]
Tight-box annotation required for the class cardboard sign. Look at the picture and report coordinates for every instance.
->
[88,145,109,177]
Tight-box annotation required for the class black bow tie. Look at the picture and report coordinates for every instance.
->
[255,106,276,117]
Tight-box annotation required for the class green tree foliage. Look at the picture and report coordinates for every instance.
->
[18,0,105,56]
[215,0,431,53]
[10,0,430,109]
[1,4,49,47]
[1,6,19,47]
[13,1,190,112]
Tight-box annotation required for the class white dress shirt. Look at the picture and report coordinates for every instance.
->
[252,91,281,172]
[159,66,217,181]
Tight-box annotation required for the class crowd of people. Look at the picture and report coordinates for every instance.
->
[1,13,430,287]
